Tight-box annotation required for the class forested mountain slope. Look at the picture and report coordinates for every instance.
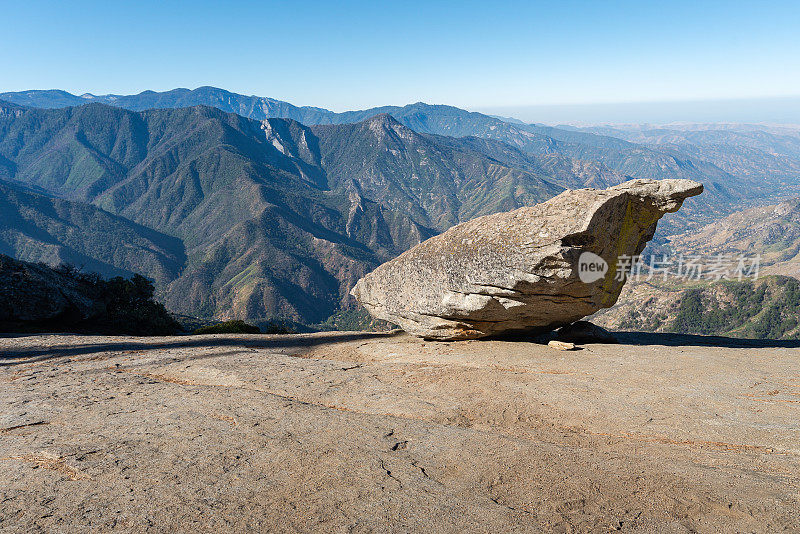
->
[0,101,574,324]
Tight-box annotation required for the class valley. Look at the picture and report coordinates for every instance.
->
[595,197,800,338]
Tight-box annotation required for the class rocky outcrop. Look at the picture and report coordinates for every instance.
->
[352,179,703,340]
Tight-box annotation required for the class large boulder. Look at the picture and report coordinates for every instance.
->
[351,179,703,340]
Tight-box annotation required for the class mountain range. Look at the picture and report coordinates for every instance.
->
[3,86,800,326]
[0,100,573,324]
[5,86,789,230]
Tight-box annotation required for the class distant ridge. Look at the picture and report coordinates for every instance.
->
[0,87,767,225]
[0,89,88,108]
[478,96,800,125]
[0,86,376,125]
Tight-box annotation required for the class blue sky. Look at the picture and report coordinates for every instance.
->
[3,0,800,112]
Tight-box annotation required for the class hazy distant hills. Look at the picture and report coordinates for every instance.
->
[0,100,572,324]
[480,96,800,125]
[578,123,800,190]
[0,87,391,125]
[0,89,90,109]
[0,87,748,186]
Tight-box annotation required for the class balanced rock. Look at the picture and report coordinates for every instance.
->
[351,179,703,340]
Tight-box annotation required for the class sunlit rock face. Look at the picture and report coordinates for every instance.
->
[352,179,703,340]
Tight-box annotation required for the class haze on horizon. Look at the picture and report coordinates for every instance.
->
[3,0,800,124]
[477,96,800,126]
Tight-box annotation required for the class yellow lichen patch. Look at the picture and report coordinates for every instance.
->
[141,372,198,385]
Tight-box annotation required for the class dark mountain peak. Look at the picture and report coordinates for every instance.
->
[140,102,235,122]
[77,101,118,109]
[67,101,138,119]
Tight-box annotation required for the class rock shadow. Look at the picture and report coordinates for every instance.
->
[0,331,402,366]
[613,331,800,349]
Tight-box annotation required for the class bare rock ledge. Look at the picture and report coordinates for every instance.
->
[352,179,703,340]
